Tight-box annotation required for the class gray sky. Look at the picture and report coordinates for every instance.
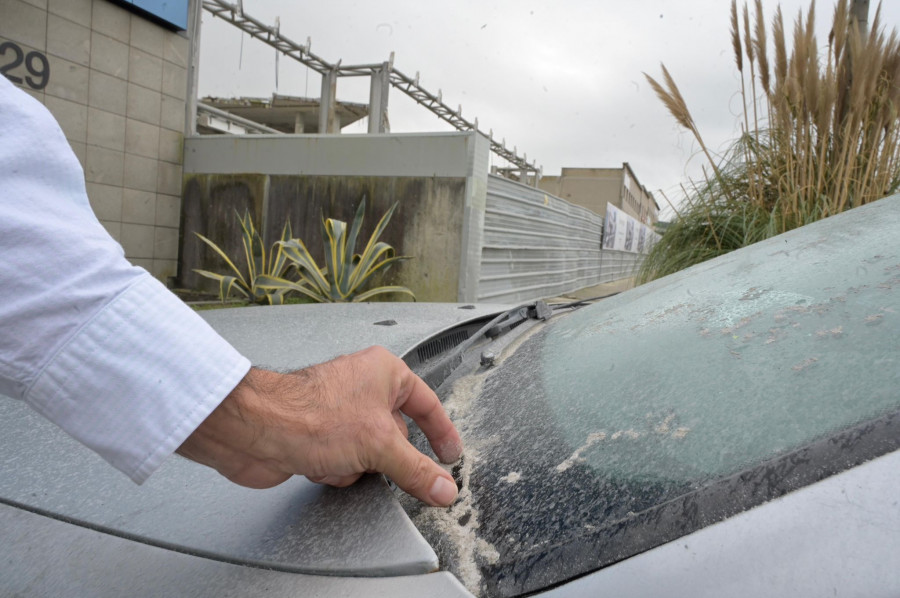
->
[198,1,900,218]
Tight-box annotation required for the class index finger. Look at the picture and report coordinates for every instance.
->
[397,371,463,464]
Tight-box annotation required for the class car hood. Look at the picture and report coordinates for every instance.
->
[0,302,509,577]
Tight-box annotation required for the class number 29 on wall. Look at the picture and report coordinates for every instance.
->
[1,41,50,90]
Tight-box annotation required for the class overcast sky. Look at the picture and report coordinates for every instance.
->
[198,1,900,218]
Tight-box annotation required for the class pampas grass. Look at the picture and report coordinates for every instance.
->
[639,0,900,282]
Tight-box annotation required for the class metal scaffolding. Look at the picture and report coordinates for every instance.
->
[196,101,283,134]
[201,0,540,180]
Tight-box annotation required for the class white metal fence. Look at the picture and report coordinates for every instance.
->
[478,175,643,303]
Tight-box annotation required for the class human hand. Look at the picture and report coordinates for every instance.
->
[177,346,462,506]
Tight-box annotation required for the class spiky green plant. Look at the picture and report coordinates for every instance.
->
[193,210,294,305]
[640,0,900,282]
[259,199,415,303]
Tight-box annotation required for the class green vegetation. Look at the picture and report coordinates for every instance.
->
[640,0,900,282]
[194,211,294,305]
[261,199,416,303]
[194,199,414,304]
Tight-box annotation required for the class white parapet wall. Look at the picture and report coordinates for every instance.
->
[184,131,484,178]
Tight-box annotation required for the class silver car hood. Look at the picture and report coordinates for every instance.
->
[0,303,508,577]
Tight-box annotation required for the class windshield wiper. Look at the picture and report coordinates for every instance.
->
[485,301,552,339]
[422,300,581,389]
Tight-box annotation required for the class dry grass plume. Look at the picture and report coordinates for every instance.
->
[640,0,900,282]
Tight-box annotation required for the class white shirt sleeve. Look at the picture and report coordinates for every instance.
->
[0,76,251,483]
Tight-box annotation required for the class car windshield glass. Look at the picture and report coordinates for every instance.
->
[400,197,900,598]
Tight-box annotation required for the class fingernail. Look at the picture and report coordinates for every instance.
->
[437,440,463,463]
[429,476,458,506]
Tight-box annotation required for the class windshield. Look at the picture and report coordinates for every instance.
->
[401,196,900,597]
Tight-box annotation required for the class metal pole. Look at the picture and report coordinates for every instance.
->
[367,62,391,133]
[850,0,869,38]
[185,0,204,135]
[319,69,337,133]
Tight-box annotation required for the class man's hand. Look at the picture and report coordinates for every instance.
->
[177,346,462,506]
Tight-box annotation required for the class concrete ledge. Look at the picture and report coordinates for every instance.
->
[183,132,480,178]
[545,276,638,303]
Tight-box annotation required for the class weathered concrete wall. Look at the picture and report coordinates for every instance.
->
[180,132,487,302]
[179,173,267,292]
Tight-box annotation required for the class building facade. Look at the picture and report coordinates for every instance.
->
[1,0,196,283]
[538,163,659,224]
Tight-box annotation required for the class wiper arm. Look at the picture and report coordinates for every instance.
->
[422,300,558,389]
[485,301,552,339]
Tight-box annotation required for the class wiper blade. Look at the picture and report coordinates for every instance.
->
[485,301,552,339]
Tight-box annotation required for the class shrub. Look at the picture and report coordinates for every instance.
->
[640,0,900,282]
[259,199,416,303]
[193,210,294,305]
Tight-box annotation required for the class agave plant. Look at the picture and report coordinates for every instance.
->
[193,210,294,305]
[260,199,415,303]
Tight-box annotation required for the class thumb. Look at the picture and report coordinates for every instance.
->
[379,430,459,507]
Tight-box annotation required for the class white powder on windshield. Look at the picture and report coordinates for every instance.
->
[442,372,483,426]
[493,323,545,367]
[476,538,500,564]
[414,445,499,594]
[653,413,676,435]
[556,415,692,472]
[672,426,691,439]
[555,431,607,472]
[500,471,522,484]
[411,372,501,595]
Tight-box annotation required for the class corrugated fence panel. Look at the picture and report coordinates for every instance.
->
[478,175,646,303]
[479,175,605,303]
[597,250,644,283]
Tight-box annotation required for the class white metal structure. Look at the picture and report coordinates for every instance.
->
[200,0,540,182]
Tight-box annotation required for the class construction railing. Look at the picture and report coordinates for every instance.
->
[196,102,283,135]
[201,0,540,181]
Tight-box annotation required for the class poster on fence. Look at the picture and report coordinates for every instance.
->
[602,203,660,254]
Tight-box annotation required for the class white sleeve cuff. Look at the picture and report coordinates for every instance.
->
[25,274,251,483]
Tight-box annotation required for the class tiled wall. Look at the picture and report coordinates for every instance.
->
[1,0,189,282]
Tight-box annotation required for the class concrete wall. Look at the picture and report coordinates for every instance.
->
[1,0,192,282]
[180,132,490,302]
